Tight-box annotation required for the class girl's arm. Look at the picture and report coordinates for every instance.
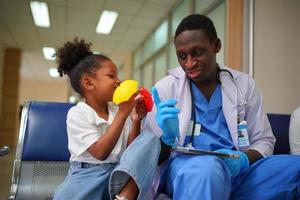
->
[88,97,136,160]
[127,120,141,145]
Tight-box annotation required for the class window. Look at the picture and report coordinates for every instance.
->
[168,42,179,68]
[171,0,189,36]
[133,68,141,84]
[142,35,154,62]
[132,0,226,85]
[142,62,154,89]
[134,48,142,69]
[154,51,167,83]
[207,1,225,65]
[154,20,168,52]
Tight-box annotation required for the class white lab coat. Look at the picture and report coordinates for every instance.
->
[143,65,276,157]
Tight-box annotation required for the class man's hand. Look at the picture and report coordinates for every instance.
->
[152,87,180,146]
[215,149,250,177]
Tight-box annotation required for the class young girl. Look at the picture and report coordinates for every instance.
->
[53,38,160,200]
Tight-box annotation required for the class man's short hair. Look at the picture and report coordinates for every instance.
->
[175,14,218,42]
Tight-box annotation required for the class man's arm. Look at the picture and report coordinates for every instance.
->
[244,76,276,157]
[158,140,172,165]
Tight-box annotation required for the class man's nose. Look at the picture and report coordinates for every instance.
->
[185,56,197,68]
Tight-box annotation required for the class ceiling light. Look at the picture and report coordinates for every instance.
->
[30,1,50,27]
[96,10,118,34]
[68,96,77,103]
[93,51,101,55]
[42,47,55,60]
[48,68,59,78]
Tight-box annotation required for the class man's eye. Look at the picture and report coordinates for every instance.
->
[178,54,187,60]
[193,49,202,56]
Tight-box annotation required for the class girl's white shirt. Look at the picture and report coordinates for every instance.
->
[67,101,131,164]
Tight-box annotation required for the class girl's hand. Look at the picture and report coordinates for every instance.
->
[118,93,138,117]
[131,97,147,122]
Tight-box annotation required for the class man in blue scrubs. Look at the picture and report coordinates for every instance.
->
[143,14,300,200]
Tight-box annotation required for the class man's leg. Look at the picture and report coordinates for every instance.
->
[166,155,232,200]
[231,155,300,200]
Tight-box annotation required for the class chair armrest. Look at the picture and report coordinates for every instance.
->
[0,145,10,156]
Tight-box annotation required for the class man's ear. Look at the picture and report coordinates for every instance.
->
[214,39,221,53]
[81,75,94,90]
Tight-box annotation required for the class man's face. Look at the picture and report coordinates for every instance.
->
[174,29,220,83]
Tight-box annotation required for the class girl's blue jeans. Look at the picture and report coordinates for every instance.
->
[53,131,160,200]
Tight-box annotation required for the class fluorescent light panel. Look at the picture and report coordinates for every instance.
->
[93,51,101,55]
[43,47,56,60]
[30,1,50,27]
[49,68,59,78]
[68,96,77,103]
[96,10,118,34]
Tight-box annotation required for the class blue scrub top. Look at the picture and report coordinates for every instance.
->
[184,83,234,151]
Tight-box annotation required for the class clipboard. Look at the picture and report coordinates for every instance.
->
[172,146,240,159]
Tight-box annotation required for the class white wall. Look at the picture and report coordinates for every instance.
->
[18,79,69,105]
[254,0,300,114]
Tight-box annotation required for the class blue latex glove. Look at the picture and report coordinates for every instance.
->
[215,149,249,177]
[152,87,180,146]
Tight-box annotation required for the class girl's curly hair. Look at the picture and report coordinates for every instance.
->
[56,38,110,95]
[57,38,93,77]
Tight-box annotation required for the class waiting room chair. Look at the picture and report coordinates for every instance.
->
[8,101,74,200]
[267,114,291,154]
[7,101,291,200]
[0,145,10,156]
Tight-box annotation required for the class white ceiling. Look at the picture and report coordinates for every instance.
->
[0,0,179,81]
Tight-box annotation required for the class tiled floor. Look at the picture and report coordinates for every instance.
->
[0,150,15,200]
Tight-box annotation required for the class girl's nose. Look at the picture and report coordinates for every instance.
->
[116,78,121,86]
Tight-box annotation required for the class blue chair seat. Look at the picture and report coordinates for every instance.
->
[8,101,75,200]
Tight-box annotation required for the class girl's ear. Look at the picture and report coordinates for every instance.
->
[81,75,94,91]
[214,39,221,53]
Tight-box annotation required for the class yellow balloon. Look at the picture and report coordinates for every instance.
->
[113,80,139,105]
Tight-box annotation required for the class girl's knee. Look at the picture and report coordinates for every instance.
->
[138,131,161,150]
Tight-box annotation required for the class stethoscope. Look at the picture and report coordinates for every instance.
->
[188,67,247,146]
